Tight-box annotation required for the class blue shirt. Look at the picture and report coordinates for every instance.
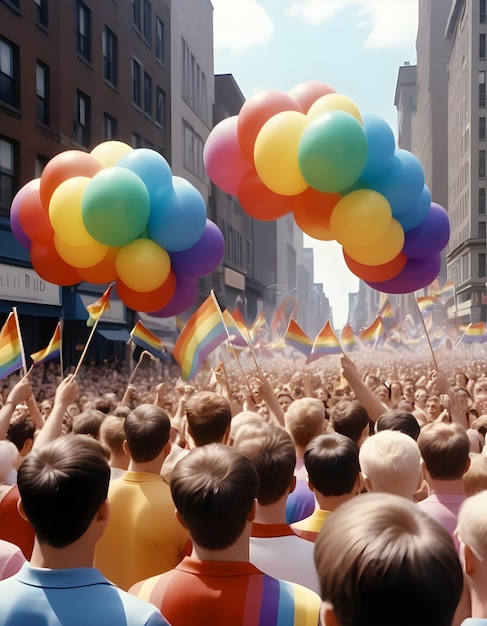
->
[0,563,170,626]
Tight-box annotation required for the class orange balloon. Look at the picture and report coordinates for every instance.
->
[116,270,177,313]
[293,187,340,240]
[238,169,295,221]
[237,90,302,162]
[343,250,408,282]
[19,188,53,243]
[30,237,81,286]
[288,81,336,114]
[74,247,120,284]
[40,151,103,210]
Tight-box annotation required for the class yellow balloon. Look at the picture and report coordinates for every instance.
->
[307,93,363,124]
[254,110,309,196]
[344,218,405,265]
[330,189,392,247]
[49,176,94,247]
[90,141,133,168]
[54,234,109,268]
[116,238,170,292]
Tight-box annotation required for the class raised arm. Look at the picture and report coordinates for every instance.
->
[340,353,386,423]
[0,377,34,440]
[33,374,79,449]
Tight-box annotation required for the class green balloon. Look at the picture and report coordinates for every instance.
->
[81,167,150,246]
[298,110,368,193]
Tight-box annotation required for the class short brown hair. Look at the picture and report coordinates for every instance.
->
[315,493,463,626]
[124,404,170,463]
[72,409,105,439]
[284,398,325,447]
[418,422,470,480]
[99,415,125,456]
[463,453,487,497]
[305,433,360,497]
[330,400,369,445]
[185,391,231,446]
[170,444,258,550]
[234,423,296,505]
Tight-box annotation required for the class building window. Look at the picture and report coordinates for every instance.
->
[481,0,486,23]
[0,37,20,109]
[480,221,486,239]
[131,131,141,148]
[480,188,486,214]
[102,26,117,87]
[76,1,91,62]
[103,112,117,139]
[480,253,486,278]
[481,150,486,178]
[143,0,152,44]
[181,38,209,123]
[132,59,141,108]
[36,61,49,125]
[35,0,48,28]
[35,154,49,177]
[183,121,204,179]
[144,72,152,116]
[75,90,91,147]
[156,16,164,64]
[480,71,486,108]
[481,117,486,141]
[0,136,18,212]
[156,86,166,128]
[132,0,141,30]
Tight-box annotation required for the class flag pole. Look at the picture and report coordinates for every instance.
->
[455,322,472,349]
[73,303,109,377]
[413,293,439,370]
[59,320,64,376]
[12,307,27,377]
[125,350,152,389]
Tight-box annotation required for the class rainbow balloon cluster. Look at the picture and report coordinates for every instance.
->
[10,141,224,315]
[203,81,449,294]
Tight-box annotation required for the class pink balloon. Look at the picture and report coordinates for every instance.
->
[10,179,40,249]
[203,116,253,196]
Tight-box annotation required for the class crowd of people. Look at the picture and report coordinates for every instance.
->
[1,343,487,624]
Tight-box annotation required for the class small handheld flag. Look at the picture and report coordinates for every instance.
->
[30,322,62,365]
[130,320,163,357]
[86,283,114,327]
[307,321,341,363]
[0,312,23,380]
[284,318,313,359]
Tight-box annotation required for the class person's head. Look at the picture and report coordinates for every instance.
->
[418,422,470,481]
[185,391,232,446]
[17,435,110,548]
[425,395,442,420]
[228,411,263,445]
[305,433,360,498]
[314,493,463,626]
[414,387,428,408]
[364,374,379,391]
[374,383,391,405]
[123,404,171,463]
[329,400,369,447]
[375,409,420,441]
[72,409,105,440]
[454,387,472,412]
[170,443,258,550]
[7,415,36,456]
[456,489,487,571]
[284,397,325,448]
[359,430,422,499]
[234,423,296,505]
[277,391,293,414]
[389,380,403,401]
[403,383,416,405]
[462,453,487,496]
[455,371,469,389]
[99,415,126,459]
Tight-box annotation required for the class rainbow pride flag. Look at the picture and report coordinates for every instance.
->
[30,322,62,365]
[249,310,267,343]
[284,318,313,358]
[270,295,298,337]
[222,309,248,347]
[416,295,439,315]
[0,312,23,380]
[461,322,487,344]
[340,323,357,352]
[130,320,163,357]
[359,317,384,347]
[173,291,227,380]
[86,283,114,327]
[440,281,455,304]
[307,321,341,363]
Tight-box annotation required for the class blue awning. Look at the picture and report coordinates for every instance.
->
[97,328,130,342]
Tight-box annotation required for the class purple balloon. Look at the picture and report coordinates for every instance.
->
[365,254,441,294]
[149,278,199,317]
[402,202,450,259]
[170,219,224,279]
[10,179,39,249]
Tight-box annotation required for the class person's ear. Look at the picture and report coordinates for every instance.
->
[176,510,187,529]
[289,475,297,494]
[97,499,110,523]
[363,475,373,493]
[122,440,129,456]
[321,601,340,626]
[222,424,231,445]
[354,473,363,495]
[17,498,28,522]
[307,479,315,493]
[247,499,256,522]
[464,544,474,575]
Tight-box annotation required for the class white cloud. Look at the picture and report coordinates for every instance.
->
[286,0,418,49]
[212,0,274,54]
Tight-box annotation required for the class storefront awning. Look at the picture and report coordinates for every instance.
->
[97,328,130,342]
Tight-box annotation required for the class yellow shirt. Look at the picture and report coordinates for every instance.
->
[94,471,189,591]
[291,508,331,542]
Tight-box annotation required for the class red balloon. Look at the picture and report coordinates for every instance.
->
[344,250,408,282]
[287,81,336,114]
[40,150,103,210]
[75,247,120,284]
[18,188,53,243]
[237,90,302,162]
[116,270,177,312]
[30,237,81,286]
[238,169,295,221]
[293,187,340,240]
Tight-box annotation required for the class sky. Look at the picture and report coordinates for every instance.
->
[211,0,419,328]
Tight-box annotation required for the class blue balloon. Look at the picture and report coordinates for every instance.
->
[170,219,224,279]
[402,202,450,259]
[395,184,432,232]
[148,176,207,252]
[117,148,172,209]
[360,114,396,182]
[367,149,425,215]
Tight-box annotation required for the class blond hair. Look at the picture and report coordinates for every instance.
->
[284,398,324,447]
